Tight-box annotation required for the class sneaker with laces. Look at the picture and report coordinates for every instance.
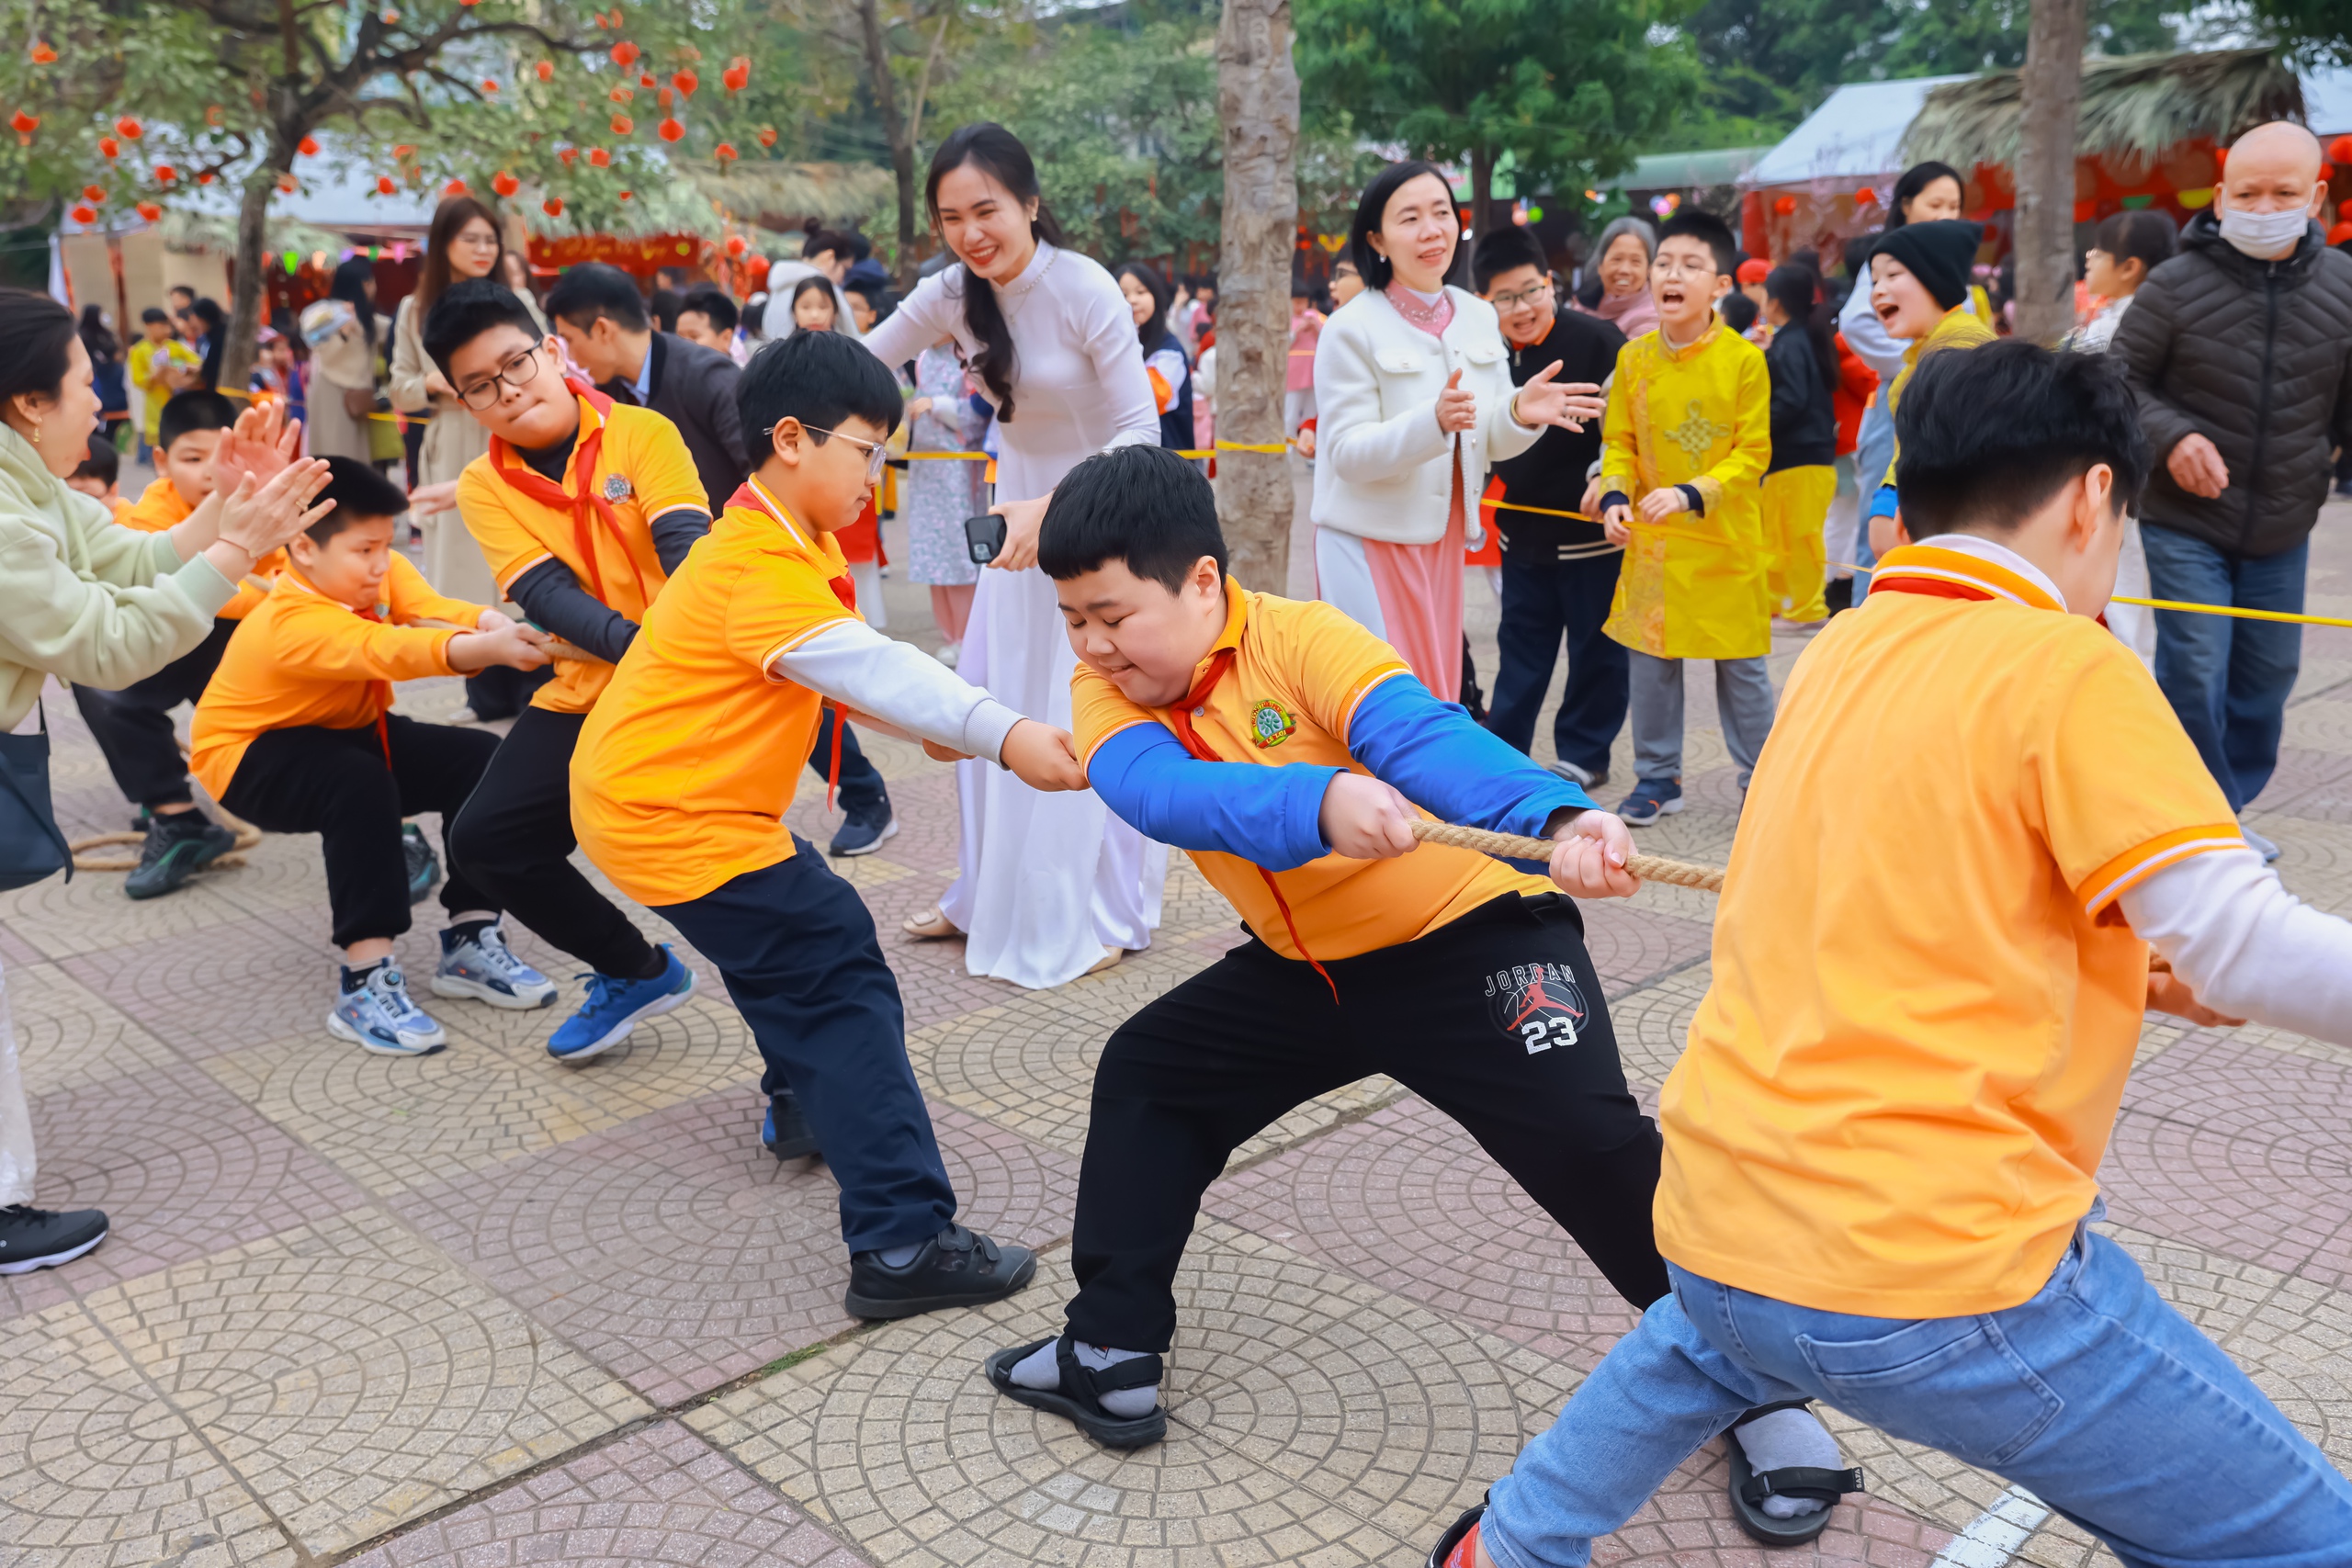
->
[123,811,236,900]
[403,823,442,905]
[432,921,557,1010]
[829,808,899,857]
[844,1222,1037,1319]
[0,1203,108,1273]
[546,945,695,1062]
[1615,777,1685,827]
[327,964,448,1055]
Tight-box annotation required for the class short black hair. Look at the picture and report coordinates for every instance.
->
[650,288,682,333]
[1038,444,1228,592]
[1350,160,1462,291]
[679,285,739,333]
[1717,292,1758,334]
[1657,209,1738,277]
[74,431,119,487]
[1472,225,1549,292]
[1894,339,2150,536]
[305,455,408,544]
[543,263,650,336]
[737,328,903,459]
[158,389,235,451]
[141,306,171,326]
[422,279,544,378]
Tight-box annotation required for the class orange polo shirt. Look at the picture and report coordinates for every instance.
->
[454,395,708,715]
[1654,540,2242,1318]
[1071,581,1549,962]
[189,556,486,798]
[119,479,283,619]
[571,488,856,907]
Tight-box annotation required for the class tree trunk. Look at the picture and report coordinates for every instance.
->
[1471,143,1493,245]
[855,0,921,286]
[221,158,280,394]
[2015,0,2089,344]
[1214,0,1299,592]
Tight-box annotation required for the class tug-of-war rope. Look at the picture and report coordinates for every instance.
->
[1409,819,1726,892]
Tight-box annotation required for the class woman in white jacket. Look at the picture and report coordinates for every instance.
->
[1312,162,1601,697]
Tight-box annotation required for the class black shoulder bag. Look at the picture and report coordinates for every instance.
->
[0,704,74,890]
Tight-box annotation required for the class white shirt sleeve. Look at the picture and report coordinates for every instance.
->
[1077,265,1163,453]
[860,271,960,371]
[769,620,1025,764]
[1144,344,1189,412]
[2119,847,2352,1047]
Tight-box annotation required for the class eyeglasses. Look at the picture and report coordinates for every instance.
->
[1653,258,1719,280]
[1489,281,1554,310]
[456,342,546,410]
[806,423,890,482]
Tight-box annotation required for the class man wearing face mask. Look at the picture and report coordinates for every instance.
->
[2112,121,2352,858]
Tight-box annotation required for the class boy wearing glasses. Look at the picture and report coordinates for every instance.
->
[1472,228,1629,793]
[1593,210,1776,828]
[423,279,712,1061]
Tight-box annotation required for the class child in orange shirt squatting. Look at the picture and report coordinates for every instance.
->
[1430,344,2352,1568]
[422,279,712,1059]
[72,391,296,899]
[571,330,1083,1318]
[989,444,1850,1540]
[190,457,558,1056]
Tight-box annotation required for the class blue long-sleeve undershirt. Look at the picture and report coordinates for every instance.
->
[1087,672,1596,871]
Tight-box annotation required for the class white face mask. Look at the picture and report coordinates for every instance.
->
[2218,201,2311,258]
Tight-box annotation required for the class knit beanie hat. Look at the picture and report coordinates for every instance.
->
[1871,220,1984,310]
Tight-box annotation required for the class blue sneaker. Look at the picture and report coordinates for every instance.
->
[327,964,448,1056]
[762,1091,821,1159]
[546,946,695,1063]
[432,921,558,1010]
[1615,778,1685,827]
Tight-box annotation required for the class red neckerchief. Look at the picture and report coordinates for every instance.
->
[1165,644,1338,1004]
[729,479,860,807]
[488,380,641,604]
[1871,558,2110,628]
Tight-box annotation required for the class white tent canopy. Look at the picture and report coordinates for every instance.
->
[1740,75,1972,189]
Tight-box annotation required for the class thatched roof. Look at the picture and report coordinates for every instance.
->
[1902,48,2304,170]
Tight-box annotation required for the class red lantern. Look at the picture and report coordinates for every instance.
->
[588,147,611,167]
[298,135,320,156]
[559,146,578,166]
[116,116,141,139]
[444,178,469,196]
[611,113,633,135]
[69,205,96,224]
[377,175,396,196]
[658,87,673,109]
[639,72,656,88]
[610,85,632,103]
[673,69,697,96]
[99,136,119,159]
[393,142,415,159]
[2331,135,2352,167]
[714,141,738,164]
[196,171,213,185]
[725,234,747,257]
[723,58,750,92]
[543,197,563,217]
[28,42,56,64]
[617,189,632,201]
[82,185,105,202]
[2334,221,2352,246]
[611,39,639,67]
[9,109,38,144]
[757,125,776,149]
[481,78,499,93]
[2215,146,2229,173]
[1772,194,1796,215]
[657,118,684,143]
[492,169,520,196]
[459,0,479,6]
[277,173,298,194]
[136,201,162,221]
[536,60,554,83]
[153,163,177,183]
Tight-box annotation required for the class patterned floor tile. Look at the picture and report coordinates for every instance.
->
[337,1420,869,1568]
[2121,1031,2352,1165]
[396,1095,1077,1407]
[1577,902,1714,995]
[200,995,760,1196]
[2097,1109,2352,1280]
[83,1207,651,1556]
[5,960,182,1100]
[1602,963,1714,1089]
[0,1301,296,1567]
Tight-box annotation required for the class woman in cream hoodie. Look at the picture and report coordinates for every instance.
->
[1312,162,1603,699]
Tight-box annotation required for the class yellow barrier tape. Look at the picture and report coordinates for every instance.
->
[2110,595,2352,631]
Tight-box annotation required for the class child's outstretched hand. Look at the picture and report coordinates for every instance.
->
[448,615,553,673]
[1549,809,1639,899]
[2146,953,2245,1028]
[1320,773,1420,860]
[1000,718,1089,791]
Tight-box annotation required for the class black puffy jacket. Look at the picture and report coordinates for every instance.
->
[2111,213,2352,558]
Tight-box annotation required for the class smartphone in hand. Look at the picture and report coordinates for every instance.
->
[964,513,1006,565]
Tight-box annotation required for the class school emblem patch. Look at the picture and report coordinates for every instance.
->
[1485,962,1588,1055]
[603,473,633,502]
[1249,701,1297,749]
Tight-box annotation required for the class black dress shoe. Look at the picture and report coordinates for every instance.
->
[844,1223,1036,1318]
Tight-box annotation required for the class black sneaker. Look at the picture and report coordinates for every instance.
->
[844,1223,1036,1319]
[828,808,899,857]
[762,1092,821,1159]
[0,1203,108,1273]
[403,823,441,906]
[123,811,236,900]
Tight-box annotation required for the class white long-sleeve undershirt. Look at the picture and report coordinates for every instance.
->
[2120,848,2352,1047]
[769,620,1024,765]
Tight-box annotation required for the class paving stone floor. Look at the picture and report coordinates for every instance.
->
[6,502,2352,1567]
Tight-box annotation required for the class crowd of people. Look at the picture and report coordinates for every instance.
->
[4,111,2352,1563]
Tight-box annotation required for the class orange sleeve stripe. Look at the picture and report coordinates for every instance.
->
[755,615,864,679]
[1080,716,1154,769]
[1337,662,1412,741]
[2078,824,2248,914]
[493,550,555,593]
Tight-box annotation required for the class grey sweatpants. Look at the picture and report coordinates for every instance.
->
[1627,650,1777,790]
[0,959,31,1207]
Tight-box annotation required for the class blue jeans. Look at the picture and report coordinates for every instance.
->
[2140,524,2307,812]
[1485,548,1629,779]
[1483,1230,2352,1567]
[1848,393,1894,601]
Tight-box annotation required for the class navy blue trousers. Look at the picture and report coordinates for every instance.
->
[1486,548,1629,778]
[657,841,956,1252]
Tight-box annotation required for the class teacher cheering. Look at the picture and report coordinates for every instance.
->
[858,123,1167,990]
[1311,161,1605,698]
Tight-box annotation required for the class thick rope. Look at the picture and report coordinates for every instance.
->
[1409,819,1726,893]
[71,798,264,873]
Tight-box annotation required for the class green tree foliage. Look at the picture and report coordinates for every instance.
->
[1295,0,1704,220]
[2247,0,2352,64]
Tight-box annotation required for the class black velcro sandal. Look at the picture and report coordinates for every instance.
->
[1725,1399,1863,1546]
[984,1334,1167,1450]
[1424,1497,1487,1568]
